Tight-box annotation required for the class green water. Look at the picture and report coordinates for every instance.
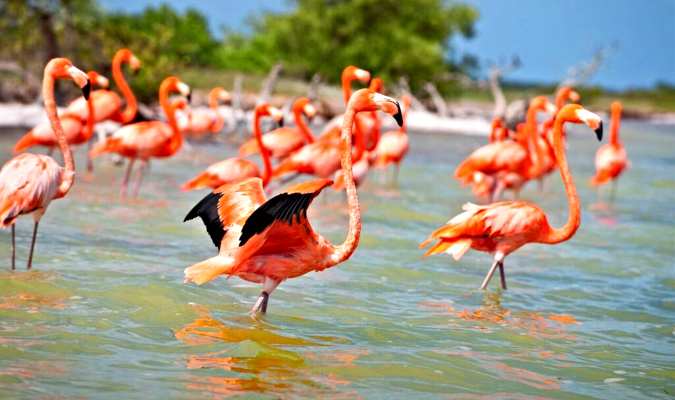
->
[0,121,673,399]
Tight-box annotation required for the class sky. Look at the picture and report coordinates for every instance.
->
[101,0,675,90]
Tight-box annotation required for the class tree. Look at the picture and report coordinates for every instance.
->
[218,0,478,91]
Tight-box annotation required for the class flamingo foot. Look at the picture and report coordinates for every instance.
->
[480,260,504,290]
[26,221,39,270]
[251,291,270,314]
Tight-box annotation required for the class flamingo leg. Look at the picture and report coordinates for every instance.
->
[491,181,505,203]
[26,221,39,270]
[498,262,507,290]
[393,163,400,184]
[120,159,135,198]
[11,225,15,271]
[610,180,617,202]
[251,277,280,314]
[132,160,148,198]
[86,138,94,173]
[480,252,505,290]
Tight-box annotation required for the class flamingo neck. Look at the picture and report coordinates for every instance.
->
[352,114,367,161]
[330,108,361,265]
[253,111,272,186]
[113,54,137,123]
[208,89,220,110]
[525,107,545,173]
[541,116,580,244]
[160,85,182,154]
[294,108,315,143]
[342,75,354,105]
[208,91,225,133]
[610,107,621,146]
[44,70,75,196]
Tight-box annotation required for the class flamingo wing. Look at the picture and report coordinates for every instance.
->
[0,154,62,226]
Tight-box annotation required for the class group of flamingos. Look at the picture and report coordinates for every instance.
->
[0,48,628,314]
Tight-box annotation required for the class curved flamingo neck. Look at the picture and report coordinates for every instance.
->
[342,74,355,105]
[352,114,367,161]
[541,116,580,244]
[253,109,272,186]
[112,53,137,123]
[44,68,75,196]
[208,89,220,110]
[159,83,182,154]
[330,108,361,265]
[293,107,315,143]
[525,106,546,172]
[610,107,621,146]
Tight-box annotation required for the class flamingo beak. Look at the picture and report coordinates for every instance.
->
[570,90,581,103]
[594,122,603,141]
[130,55,141,75]
[68,66,90,100]
[392,102,403,127]
[355,68,370,83]
[576,108,603,141]
[177,81,191,103]
[82,80,91,100]
[269,107,284,127]
[304,104,317,121]
[97,76,109,88]
[373,92,403,127]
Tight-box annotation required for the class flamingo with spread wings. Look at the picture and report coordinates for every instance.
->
[183,88,403,314]
[421,104,603,290]
[0,58,90,269]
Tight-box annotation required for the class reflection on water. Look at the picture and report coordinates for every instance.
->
[0,122,673,399]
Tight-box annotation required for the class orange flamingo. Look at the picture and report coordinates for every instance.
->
[89,76,191,197]
[238,97,317,160]
[181,103,283,191]
[184,87,232,137]
[65,48,141,124]
[373,94,412,181]
[421,104,603,290]
[0,58,90,269]
[14,71,108,172]
[183,88,403,313]
[590,101,628,196]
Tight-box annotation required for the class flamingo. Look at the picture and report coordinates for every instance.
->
[590,101,628,197]
[183,87,232,137]
[65,48,141,124]
[0,58,90,269]
[373,94,412,182]
[183,88,403,313]
[89,76,191,197]
[238,97,317,160]
[13,70,108,171]
[456,97,556,201]
[180,103,283,191]
[420,104,603,290]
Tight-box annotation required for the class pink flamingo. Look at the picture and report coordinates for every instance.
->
[590,101,629,198]
[373,94,412,182]
[0,58,90,269]
[180,103,283,191]
[421,104,603,290]
[183,87,232,137]
[183,88,403,313]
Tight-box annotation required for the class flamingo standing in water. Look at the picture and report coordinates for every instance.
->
[89,76,191,197]
[183,87,232,138]
[65,48,141,124]
[183,88,403,313]
[238,97,317,160]
[0,58,90,269]
[373,94,412,182]
[421,104,603,290]
[14,70,108,171]
[180,103,283,191]
[590,101,628,197]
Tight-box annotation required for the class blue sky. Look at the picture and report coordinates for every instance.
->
[101,0,674,90]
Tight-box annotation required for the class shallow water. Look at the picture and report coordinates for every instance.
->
[0,121,673,399]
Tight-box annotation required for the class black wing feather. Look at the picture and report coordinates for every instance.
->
[239,192,314,246]
[184,192,226,249]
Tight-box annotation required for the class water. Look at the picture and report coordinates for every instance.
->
[0,121,673,399]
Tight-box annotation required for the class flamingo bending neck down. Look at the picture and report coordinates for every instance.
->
[421,104,603,290]
[65,48,141,125]
[183,88,403,314]
[238,97,317,160]
[0,58,90,269]
[590,101,628,196]
[89,76,191,197]
[184,87,232,137]
[180,103,282,192]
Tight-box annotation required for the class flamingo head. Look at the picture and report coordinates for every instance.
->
[556,86,581,107]
[256,103,285,128]
[349,88,403,127]
[369,77,384,92]
[293,97,317,120]
[530,96,557,114]
[343,65,371,85]
[212,87,232,105]
[115,48,141,73]
[171,97,189,111]
[610,100,623,115]
[161,76,191,103]
[559,104,603,141]
[87,71,109,89]
[48,58,90,100]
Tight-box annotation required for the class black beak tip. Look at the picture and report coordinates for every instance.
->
[393,102,403,127]
[278,117,284,128]
[186,92,192,104]
[82,80,91,101]
[132,68,140,76]
[594,121,603,141]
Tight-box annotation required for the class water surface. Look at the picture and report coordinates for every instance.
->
[0,121,673,399]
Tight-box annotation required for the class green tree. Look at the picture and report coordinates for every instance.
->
[218,0,478,91]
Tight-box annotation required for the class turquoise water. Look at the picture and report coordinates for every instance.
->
[0,121,673,399]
